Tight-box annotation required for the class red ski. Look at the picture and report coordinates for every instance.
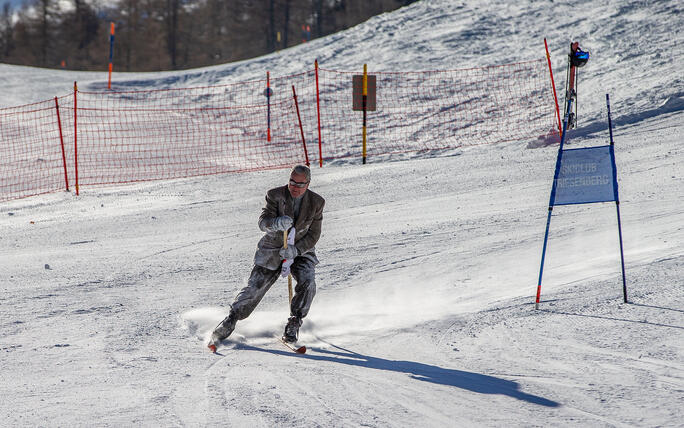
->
[277,336,306,354]
[208,337,305,354]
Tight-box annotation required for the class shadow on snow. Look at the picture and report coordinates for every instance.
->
[237,341,560,408]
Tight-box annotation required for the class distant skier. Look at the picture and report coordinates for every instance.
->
[210,164,325,346]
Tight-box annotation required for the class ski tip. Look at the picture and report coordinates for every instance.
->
[295,345,306,354]
[208,344,217,353]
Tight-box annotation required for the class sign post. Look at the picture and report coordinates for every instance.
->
[352,66,376,164]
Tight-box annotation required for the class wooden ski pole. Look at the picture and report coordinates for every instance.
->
[284,230,293,305]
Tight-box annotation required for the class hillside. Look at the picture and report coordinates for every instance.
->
[1,0,682,426]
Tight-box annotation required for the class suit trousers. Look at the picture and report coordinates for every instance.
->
[230,257,317,320]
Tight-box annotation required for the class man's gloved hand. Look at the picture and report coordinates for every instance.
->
[272,215,293,231]
[279,245,298,260]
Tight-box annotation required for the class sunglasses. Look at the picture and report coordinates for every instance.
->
[289,179,309,188]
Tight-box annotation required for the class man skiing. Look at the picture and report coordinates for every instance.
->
[210,164,325,347]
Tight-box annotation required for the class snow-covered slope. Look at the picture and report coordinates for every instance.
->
[1,0,682,426]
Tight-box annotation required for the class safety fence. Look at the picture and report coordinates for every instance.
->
[0,58,557,202]
[318,60,556,160]
[0,97,72,201]
[74,85,308,188]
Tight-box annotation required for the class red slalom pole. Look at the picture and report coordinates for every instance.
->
[74,82,79,196]
[315,60,322,167]
[544,38,562,138]
[54,97,69,192]
[108,22,115,90]
[292,85,310,166]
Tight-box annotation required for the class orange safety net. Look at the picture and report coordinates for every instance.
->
[0,59,557,202]
[315,59,556,161]
[0,97,71,202]
[74,84,307,187]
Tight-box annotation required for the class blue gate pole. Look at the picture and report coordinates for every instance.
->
[266,72,271,142]
[606,94,628,303]
[536,96,574,309]
[536,207,554,309]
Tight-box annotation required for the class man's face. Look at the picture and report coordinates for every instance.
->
[288,172,309,198]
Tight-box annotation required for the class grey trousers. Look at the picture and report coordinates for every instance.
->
[230,257,317,320]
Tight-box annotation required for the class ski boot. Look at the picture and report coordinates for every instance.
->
[208,312,237,352]
[282,316,302,343]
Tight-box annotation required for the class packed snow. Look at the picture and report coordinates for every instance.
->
[1,0,682,426]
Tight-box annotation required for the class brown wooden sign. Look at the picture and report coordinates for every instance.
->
[352,75,377,111]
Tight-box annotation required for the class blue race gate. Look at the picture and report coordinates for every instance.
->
[535,94,627,308]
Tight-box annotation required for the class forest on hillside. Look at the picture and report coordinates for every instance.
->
[0,0,415,71]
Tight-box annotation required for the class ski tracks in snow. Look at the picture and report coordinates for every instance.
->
[197,339,459,427]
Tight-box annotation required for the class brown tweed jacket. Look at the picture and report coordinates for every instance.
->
[254,185,325,270]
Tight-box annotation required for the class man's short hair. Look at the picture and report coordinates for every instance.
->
[290,164,311,183]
